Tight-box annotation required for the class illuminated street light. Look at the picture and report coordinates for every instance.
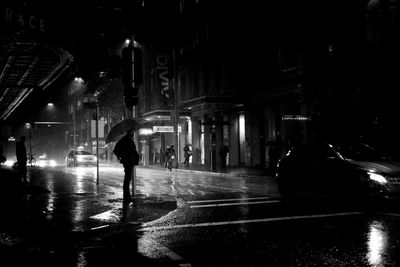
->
[74,77,84,84]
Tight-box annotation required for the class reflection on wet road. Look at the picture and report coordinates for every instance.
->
[21,165,400,266]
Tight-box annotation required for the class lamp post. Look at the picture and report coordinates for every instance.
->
[25,122,32,158]
[73,105,76,148]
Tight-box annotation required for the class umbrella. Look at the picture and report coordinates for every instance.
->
[106,118,149,144]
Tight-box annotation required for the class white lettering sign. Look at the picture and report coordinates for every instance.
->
[4,8,46,32]
[282,115,311,121]
[153,125,182,133]
[156,55,171,99]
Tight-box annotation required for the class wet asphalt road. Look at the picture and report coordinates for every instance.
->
[1,164,400,266]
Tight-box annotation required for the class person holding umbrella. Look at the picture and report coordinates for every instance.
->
[183,144,191,167]
[113,128,140,202]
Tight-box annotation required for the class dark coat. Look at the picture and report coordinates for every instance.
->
[183,145,191,158]
[16,141,27,163]
[219,145,229,158]
[113,135,139,166]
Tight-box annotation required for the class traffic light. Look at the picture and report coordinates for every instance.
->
[123,86,139,111]
[121,44,142,110]
[121,45,133,86]
[134,47,143,86]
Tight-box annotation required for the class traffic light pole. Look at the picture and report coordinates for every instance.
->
[96,103,99,185]
[131,34,136,119]
[172,49,179,169]
[131,34,137,195]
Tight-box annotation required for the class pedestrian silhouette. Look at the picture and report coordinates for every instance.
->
[219,144,229,169]
[16,136,28,183]
[183,144,191,167]
[164,145,175,171]
[113,129,140,202]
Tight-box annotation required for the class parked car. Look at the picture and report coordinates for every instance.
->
[66,148,97,166]
[276,142,400,201]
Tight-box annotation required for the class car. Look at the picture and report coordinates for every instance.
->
[66,147,97,166]
[37,153,57,167]
[276,142,400,201]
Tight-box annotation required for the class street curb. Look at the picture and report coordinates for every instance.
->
[138,165,276,180]
[99,162,275,180]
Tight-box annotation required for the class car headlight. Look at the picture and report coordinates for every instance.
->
[50,160,57,167]
[368,172,387,184]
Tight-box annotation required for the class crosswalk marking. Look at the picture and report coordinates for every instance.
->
[139,236,192,266]
[187,196,272,204]
[190,200,281,208]
[138,212,365,232]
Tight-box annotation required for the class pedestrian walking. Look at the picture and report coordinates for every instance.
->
[113,129,140,202]
[219,144,229,169]
[164,145,175,171]
[183,144,191,167]
[16,136,28,183]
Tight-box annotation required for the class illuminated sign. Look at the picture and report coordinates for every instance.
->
[282,115,311,121]
[8,136,15,141]
[156,55,172,101]
[153,125,182,133]
[139,128,154,135]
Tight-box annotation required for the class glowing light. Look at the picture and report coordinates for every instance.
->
[139,128,154,135]
[368,172,387,184]
[4,160,14,166]
[282,115,311,121]
[74,77,84,84]
[367,221,388,266]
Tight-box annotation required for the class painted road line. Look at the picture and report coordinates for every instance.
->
[139,212,364,232]
[90,209,120,222]
[90,225,110,231]
[139,238,192,267]
[187,196,272,204]
[190,200,281,208]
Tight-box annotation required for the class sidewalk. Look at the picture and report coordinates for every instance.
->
[102,160,276,180]
[0,165,179,266]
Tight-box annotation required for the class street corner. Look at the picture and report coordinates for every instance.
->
[98,194,178,225]
[122,194,178,224]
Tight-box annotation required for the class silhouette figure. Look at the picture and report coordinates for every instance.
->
[16,136,28,183]
[113,129,140,202]
[164,145,176,171]
[219,145,229,169]
[183,144,191,167]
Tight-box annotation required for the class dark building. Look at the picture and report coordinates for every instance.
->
[3,0,400,165]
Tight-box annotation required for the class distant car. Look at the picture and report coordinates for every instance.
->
[276,142,400,201]
[37,154,57,167]
[66,148,97,166]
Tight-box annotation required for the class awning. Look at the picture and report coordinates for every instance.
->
[0,35,73,120]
